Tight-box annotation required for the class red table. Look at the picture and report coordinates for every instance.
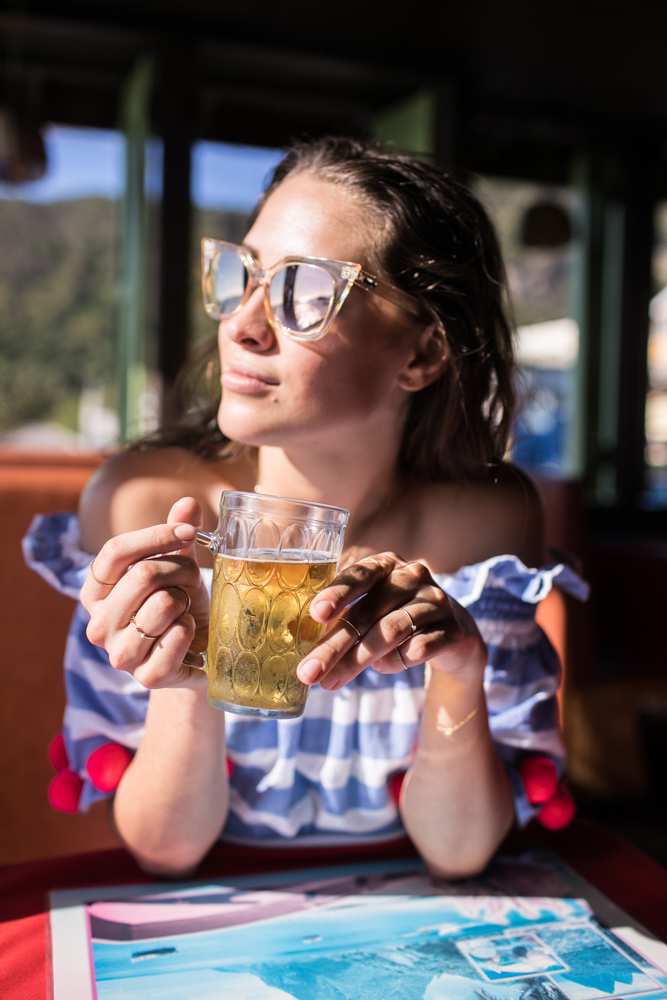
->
[2,818,666,1000]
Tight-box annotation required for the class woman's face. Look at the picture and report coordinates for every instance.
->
[217,172,423,450]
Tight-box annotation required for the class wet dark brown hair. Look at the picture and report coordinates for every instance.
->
[143,136,516,482]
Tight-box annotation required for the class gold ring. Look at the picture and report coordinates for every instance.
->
[339,618,363,644]
[173,587,192,615]
[401,607,418,635]
[129,613,159,640]
[396,644,409,670]
[90,559,115,587]
[363,558,384,573]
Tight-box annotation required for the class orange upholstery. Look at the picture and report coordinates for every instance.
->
[535,585,567,723]
[0,451,118,864]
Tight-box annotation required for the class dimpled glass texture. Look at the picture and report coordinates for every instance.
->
[204,492,348,719]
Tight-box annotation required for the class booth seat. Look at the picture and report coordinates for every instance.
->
[0,450,573,865]
[0,450,118,864]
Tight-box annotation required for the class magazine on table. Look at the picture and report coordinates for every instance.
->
[48,849,667,1000]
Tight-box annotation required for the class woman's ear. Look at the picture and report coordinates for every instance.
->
[398,322,449,391]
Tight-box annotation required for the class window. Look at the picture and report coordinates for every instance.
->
[473,177,580,479]
[0,125,124,449]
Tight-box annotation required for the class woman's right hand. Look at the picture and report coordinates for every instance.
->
[80,497,211,690]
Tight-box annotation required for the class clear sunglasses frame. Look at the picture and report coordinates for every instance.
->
[201,238,425,342]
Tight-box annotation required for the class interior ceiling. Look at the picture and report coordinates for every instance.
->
[2,0,667,180]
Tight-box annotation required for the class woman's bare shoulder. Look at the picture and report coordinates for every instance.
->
[79,447,254,553]
[416,465,546,572]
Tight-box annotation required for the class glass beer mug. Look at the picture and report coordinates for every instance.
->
[196,491,348,719]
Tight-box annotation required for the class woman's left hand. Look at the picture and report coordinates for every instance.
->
[299,553,487,690]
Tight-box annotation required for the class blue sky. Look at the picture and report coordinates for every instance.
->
[192,141,283,211]
[0,124,282,212]
[0,125,125,202]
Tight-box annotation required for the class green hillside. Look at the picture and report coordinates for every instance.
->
[0,199,250,434]
[0,197,118,432]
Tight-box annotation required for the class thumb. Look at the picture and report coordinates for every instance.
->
[167,497,203,559]
[167,497,210,655]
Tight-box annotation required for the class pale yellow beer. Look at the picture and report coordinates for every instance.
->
[207,553,337,716]
[197,489,348,718]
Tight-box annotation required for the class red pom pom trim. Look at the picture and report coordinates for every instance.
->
[537,782,576,830]
[519,755,559,805]
[389,771,406,804]
[47,733,69,772]
[48,769,84,813]
[86,742,133,793]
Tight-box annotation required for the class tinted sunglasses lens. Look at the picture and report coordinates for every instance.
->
[269,264,334,333]
[212,251,248,315]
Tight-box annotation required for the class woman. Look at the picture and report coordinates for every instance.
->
[25,138,585,879]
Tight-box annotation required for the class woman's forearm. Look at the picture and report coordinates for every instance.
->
[113,684,229,876]
[400,665,515,879]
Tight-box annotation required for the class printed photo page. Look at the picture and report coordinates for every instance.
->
[49,851,667,1000]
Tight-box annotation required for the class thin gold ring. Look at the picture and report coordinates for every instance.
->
[396,644,409,670]
[90,559,115,587]
[173,587,192,615]
[362,558,384,574]
[401,607,418,635]
[339,618,363,644]
[129,613,159,640]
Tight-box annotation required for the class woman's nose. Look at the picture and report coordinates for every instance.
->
[221,287,276,351]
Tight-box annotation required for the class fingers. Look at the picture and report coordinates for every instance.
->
[308,554,393,624]
[298,552,486,692]
[81,523,197,610]
[299,555,449,685]
[130,613,206,690]
[96,597,207,690]
[301,600,454,690]
[81,497,203,611]
[85,553,211,683]
[127,586,192,641]
[87,555,201,635]
[371,627,452,676]
[78,498,211,690]
[340,562,441,640]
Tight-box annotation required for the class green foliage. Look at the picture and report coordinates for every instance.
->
[0,199,254,435]
[0,197,118,431]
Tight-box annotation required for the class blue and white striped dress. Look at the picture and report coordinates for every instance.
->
[23,513,588,844]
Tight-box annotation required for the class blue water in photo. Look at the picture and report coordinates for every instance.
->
[88,866,667,1000]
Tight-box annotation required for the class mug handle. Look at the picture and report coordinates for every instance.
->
[195,530,216,550]
[185,531,215,673]
[183,649,207,671]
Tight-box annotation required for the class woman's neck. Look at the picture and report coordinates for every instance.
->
[255,433,401,537]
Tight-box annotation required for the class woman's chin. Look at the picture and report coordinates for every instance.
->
[217,411,289,449]
[217,399,332,449]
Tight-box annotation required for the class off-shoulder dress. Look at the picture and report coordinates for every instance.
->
[24,512,588,846]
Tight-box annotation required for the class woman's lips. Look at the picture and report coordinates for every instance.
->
[221,367,278,394]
